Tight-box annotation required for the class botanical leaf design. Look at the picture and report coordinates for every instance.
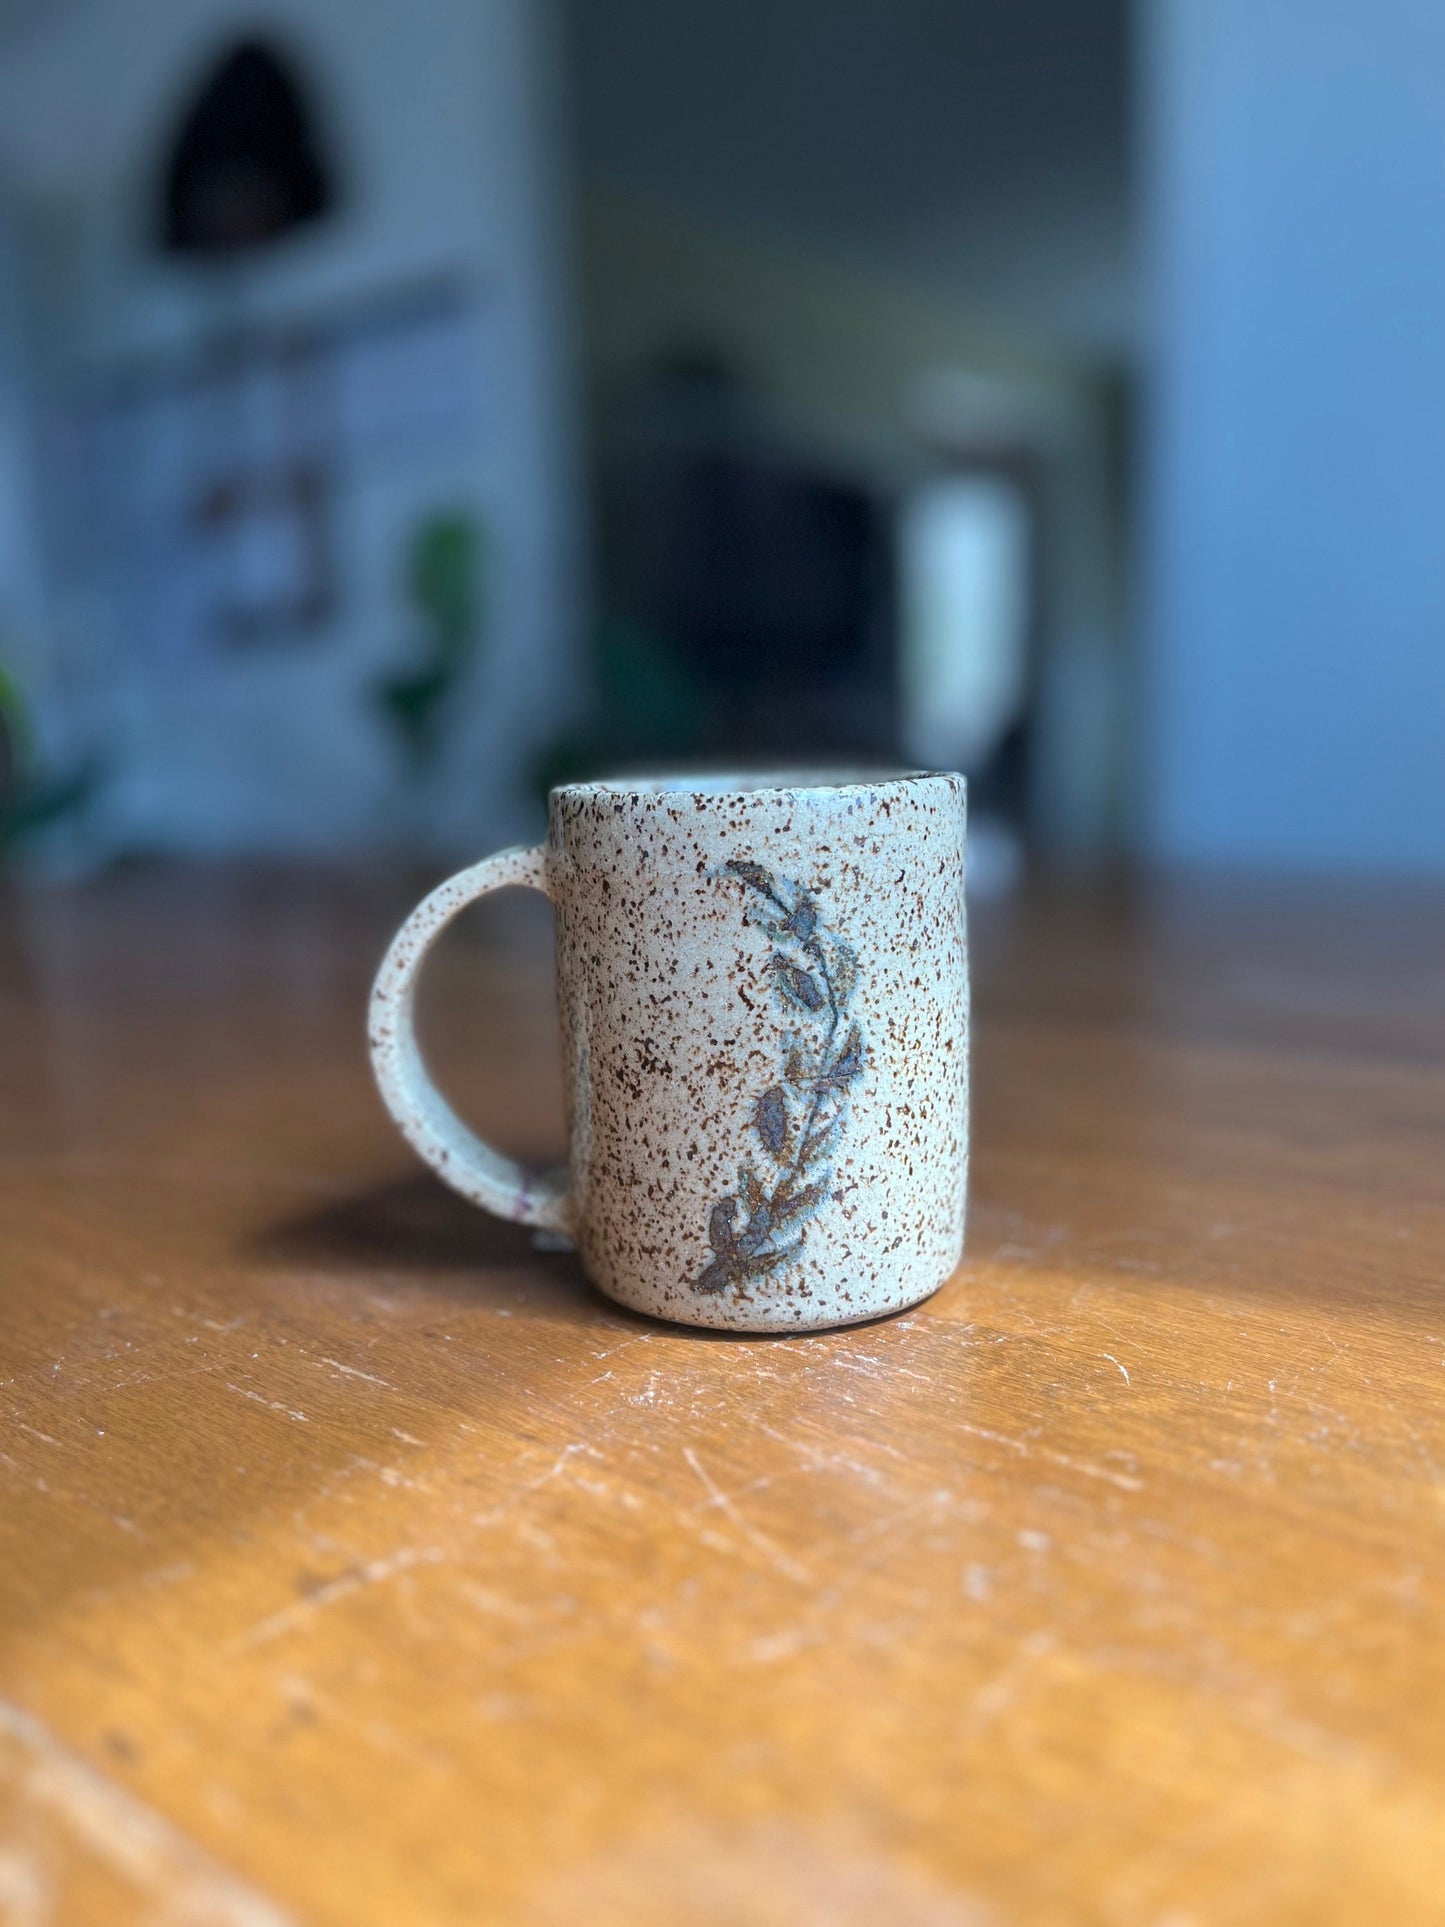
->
[817,1024,865,1090]
[772,1179,828,1226]
[690,859,865,1294]
[828,940,858,1008]
[781,895,817,941]
[724,858,780,898]
[694,1259,732,1294]
[749,1242,802,1273]
[695,1240,802,1294]
[797,1120,840,1168]
[709,1198,739,1254]
[783,1043,814,1088]
[736,1201,773,1251]
[770,957,825,1011]
[755,1085,790,1156]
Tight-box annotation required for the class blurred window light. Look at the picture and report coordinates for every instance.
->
[897,474,1030,773]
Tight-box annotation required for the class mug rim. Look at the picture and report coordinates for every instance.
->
[552,767,964,803]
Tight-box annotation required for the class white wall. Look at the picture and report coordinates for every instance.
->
[1142,0,1445,873]
[0,0,579,856]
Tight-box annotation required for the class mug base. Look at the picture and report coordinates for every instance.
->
[586,1261,956,1336]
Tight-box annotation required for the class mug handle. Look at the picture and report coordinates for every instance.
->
[367,845,571,1234]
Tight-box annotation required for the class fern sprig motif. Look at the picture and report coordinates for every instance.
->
[693,859,865,1294]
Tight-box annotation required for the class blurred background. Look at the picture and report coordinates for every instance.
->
[0,0,1440,884]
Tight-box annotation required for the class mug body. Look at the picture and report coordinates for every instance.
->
[546,772,968,1331]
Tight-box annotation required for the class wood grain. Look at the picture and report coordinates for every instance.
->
[2,865,1443,1925]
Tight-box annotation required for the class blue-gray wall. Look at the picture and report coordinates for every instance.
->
[1144,0,1445,872]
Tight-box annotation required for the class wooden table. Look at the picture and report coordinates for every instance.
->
[2,864,1443,1925]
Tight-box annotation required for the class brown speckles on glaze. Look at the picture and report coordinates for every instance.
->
[371,772,969,1333]
[545,771,969,1332]
[368,845,571,1235]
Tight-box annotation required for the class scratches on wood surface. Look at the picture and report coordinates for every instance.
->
[234,1546,451,1653]
[317,1358,395,1389]
[0,1699,290,1927]
[4,869,1445,1923]
[682,1447,814,1587]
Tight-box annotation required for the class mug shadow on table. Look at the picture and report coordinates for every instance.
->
[250,1172,871,1342]
[250,1171,601,1318]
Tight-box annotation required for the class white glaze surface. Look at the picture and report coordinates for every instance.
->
[370,772,969,1332]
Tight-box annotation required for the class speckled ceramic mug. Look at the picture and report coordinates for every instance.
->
[369,772,968,1332]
